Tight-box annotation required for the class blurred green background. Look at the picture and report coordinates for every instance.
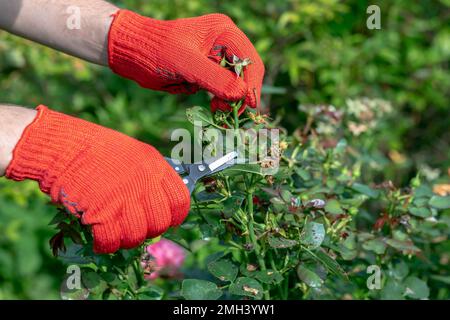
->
[0,0,448,299]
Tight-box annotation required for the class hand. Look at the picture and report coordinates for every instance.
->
[6,105,190,253]
[108,10,265,111]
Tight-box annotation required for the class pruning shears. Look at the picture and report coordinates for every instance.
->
[165,151,238,194]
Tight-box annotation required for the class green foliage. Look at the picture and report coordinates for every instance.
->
[0,0,449,300]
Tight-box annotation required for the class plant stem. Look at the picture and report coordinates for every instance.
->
[132,259,144,290]
[268,250,285,299]
[233,103,240,131]
[246,187,270,299]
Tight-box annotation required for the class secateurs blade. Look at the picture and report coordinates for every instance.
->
[165,151,238,194]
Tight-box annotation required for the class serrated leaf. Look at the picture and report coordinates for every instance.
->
[300,222,325,249]
[207,259,238,282]
[181,279,222,300]
[229,277,263,299]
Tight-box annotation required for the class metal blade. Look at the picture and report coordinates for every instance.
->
[208,151,238,172]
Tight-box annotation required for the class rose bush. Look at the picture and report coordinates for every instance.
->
[50,93,450,300]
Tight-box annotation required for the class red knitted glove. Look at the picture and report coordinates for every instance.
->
[5,105,190,253]
[108,10,264,111]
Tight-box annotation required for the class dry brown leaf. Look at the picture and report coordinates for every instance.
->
[433,184,450,196]
[243,285,259,296]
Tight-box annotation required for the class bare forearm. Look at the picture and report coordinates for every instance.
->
[0,0,118,65]
[0,105,37,176]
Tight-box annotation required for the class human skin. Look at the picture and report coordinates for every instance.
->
[0,1,116,173]
[0,0,118,65]
[0,105,37,176]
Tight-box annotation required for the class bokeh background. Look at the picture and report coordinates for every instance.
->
[0,0,448,299]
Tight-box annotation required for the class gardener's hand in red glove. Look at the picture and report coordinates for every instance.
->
[1,2,264,110]
[5,105,190,254]
[108,10,265,112]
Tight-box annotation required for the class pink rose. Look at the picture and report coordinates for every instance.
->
[141,239,186,280]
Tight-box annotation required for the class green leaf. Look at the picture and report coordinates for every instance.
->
[295,168,311,180]
[430,275,450,285]
[268,236,298,249]
[48,211,68,225]
[164,233,191,252]
[300,222,325,249]
[310,249,348,280]
[137,286,164,300]
[126,265,138,290]
[239,264,259,277]
[324,199,344,215]
[224,164,264,176]
[409,206,432,218]
[207,259,238,282]
[270,197,286,212]
[386,239,420,253]
[351,183,379,198]
[414,185,433,198]
[195,191,223,203]
[428,195,450,209]
[255,269,283,284]
[181,279,222,300]
[336,233,357,260]
[229,277,263,299]
[81,271,101,289]
[392,261,409,280]
[60,282,90,301]
[205,251,226,265]
[404,276,429,299]
[296,265,324,288]
[58,244,92,265]
[362,239,387,255]
[186,106,216,127]
[280,190,293,203]
[82,271,107,296]
[222,195,245,218]
[339,194,367,207]
[380,279,405,300]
